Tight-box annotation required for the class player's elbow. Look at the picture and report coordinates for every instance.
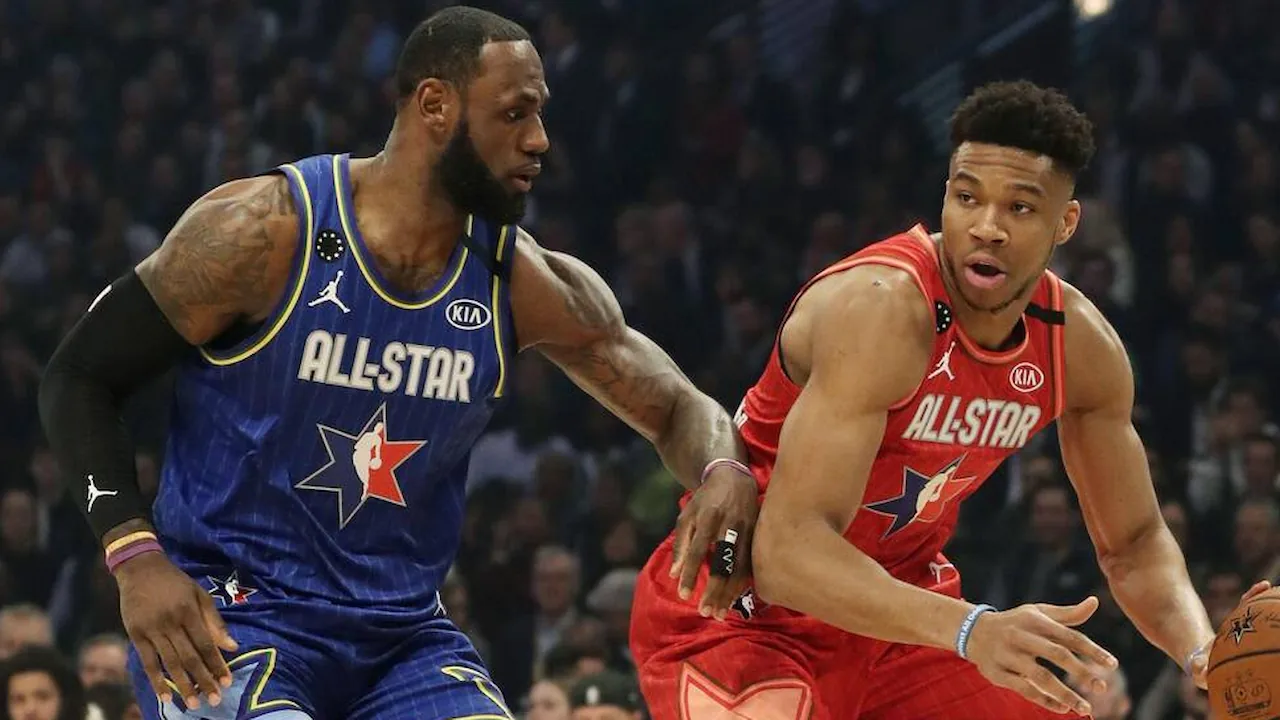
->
[751,507,805,606]
[1096,517,1169,580]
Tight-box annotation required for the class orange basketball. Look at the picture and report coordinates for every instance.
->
[1208,588,1280,720]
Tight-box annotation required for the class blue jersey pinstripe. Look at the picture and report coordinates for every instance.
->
[153,153,517,626]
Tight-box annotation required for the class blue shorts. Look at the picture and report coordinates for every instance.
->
[127,579,512,720]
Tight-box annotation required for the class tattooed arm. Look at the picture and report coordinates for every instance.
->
[511,230,758,615]
[511,229,743,489]
[137,174,300,343]
[38,174,298,709]
[42,173,299,544]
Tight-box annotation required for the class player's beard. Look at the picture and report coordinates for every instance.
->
[943,241,1056,315]
[436,119,527,225]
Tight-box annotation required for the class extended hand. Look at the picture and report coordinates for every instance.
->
[965,597,1118,716]
[669,465,759,620]
[1188,580,1271,689]
[116,552,239,709]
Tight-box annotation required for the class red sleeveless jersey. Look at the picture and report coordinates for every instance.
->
[737,224,1067,576]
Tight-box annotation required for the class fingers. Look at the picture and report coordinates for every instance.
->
[198,591,240,657]
[668,506,695,586]
[1022,633,1106,691]
[154,634,200,709]
[1034,596,1099,627]
[1035,613,1117,669]
[988,666,1083,716]
[1020,662,1092,716]
[701,532,752,620]
[1243,580,1272,603]
[134,638,174,705]
[175,625,223,708]
[190,601,234,690]
[678,515,717,601]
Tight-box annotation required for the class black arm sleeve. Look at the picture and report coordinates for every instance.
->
[38,270,192,542]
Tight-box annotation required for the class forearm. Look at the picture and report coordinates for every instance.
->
[1102,524,1213,664]
[38,272,188,543]
[754,517,973,650]
[654,387,748,492]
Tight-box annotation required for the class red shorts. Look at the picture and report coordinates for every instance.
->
[631,536,1087,720]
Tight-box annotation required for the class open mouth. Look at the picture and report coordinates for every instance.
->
[963,260,1008,290]
[511,165,541,192]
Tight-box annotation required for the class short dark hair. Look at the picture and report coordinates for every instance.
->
[949,80,1096,178]
[395,6,531,99]
[0,646,86,720]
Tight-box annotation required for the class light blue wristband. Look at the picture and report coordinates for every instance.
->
[956,604,996,660]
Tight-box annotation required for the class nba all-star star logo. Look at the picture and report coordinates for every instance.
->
[296,403,426,528]
[206,571,257,607]
[1230,606,1258,645]
[864,456,977,538]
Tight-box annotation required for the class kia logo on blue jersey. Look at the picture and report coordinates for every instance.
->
[446,299,492,331]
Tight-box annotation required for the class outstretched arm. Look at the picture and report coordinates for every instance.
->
[1057,284,1215,684]
[511,231,754,614]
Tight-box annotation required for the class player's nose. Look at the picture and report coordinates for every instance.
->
[523,114,550,155]
[968,207,1007,245]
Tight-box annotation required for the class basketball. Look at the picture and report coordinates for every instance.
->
[1207,589,1280,719]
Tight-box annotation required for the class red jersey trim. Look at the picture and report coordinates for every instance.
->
[1048,273,1067,416]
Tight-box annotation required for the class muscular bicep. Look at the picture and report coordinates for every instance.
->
[761,268,934,535]
[1057,284,1160,556]
[513,234,691,441]
[135,174,297,346]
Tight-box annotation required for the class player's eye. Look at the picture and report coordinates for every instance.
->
[1011,202,1035,215]
[505,109,526,122]
[955,191,976,205]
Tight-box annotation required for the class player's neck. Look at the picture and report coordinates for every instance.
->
[941,273,1032,351]
[353,135,468,255]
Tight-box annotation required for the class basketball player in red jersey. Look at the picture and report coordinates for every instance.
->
[630,81,1251,719]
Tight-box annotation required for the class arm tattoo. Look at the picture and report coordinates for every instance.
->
[551,329,680,441]
[140,177,295,344]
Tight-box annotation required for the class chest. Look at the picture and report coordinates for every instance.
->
[886,337,1059,456]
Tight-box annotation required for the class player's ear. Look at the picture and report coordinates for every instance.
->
[414,78,457,137]
[1056,199,1081,247]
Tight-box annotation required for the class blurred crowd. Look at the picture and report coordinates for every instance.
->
[0,0,1278,718]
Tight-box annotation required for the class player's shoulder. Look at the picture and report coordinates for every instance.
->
[795,263,934,345]
[1058,279,1126,360]
[781,263,934,389]
[170,174,301,257]
[1058,279,1133,412]
[138,173,302,341]
[508,227,623,350]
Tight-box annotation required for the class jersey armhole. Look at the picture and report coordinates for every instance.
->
[1047,273,1067,417]
[199,165,314,367]
[774,255,933,412]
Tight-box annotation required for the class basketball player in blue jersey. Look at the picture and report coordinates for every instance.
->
[39,7,760,719]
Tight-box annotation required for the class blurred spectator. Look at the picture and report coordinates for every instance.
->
[526,678,572,720]
[1075,664,1131,720]
[74,635,127,691]
[1232,497,1280,582]
[492,545,581,702]
[568,670,644,720]
[83,683,139,720]
[0,645,85,720]
[988,483,1100,608]
[585,569,639,673]
[0,607,51,661]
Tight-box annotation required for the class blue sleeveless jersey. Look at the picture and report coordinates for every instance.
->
[154,153,517,626]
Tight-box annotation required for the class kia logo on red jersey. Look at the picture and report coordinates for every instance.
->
[1009,362,1045,393]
